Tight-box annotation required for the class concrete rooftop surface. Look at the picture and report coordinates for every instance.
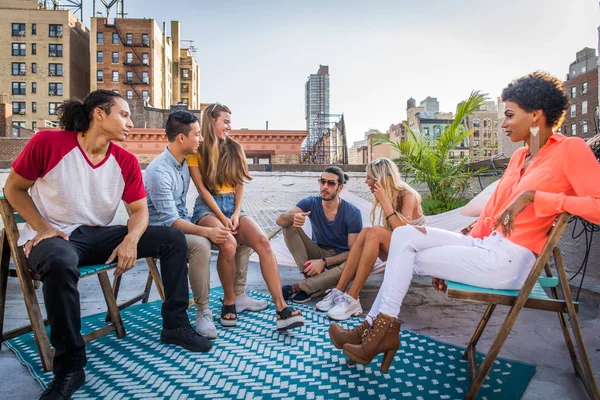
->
[0,171,599,399]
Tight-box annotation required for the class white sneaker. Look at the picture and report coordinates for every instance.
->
[327,293,363,320]
[315,288,344,312]
[195,309,217,339]
[235,293,268,312]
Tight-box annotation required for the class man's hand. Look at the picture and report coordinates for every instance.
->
[432,277,447,293]
[293,211,311,228]
[208,226,230,244]
[107,234,139,277]
[494,190,535,237]
[24,227,69,258]
[303,259,325,277]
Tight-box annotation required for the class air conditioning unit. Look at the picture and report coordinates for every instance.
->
[50,52,56,57]
[126,41,133,45]
[49,72,55,76]
[19,70,26,75]
[19,110,26,115]
[142,79,148,84]
[49,91,55,96]
[56,32,63,38]
[142,59,148,65]
[19,30,25,36]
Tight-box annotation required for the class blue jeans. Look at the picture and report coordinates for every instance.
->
[192,193,247,223]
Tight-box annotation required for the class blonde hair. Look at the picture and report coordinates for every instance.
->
[198,103,252,195]
[366,157,422,228]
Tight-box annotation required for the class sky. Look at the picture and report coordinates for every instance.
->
[84,0,599,145]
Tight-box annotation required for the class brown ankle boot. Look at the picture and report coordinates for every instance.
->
[329,320,370,349]
[342,313,400,373]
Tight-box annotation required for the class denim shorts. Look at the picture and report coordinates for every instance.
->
[192,193,247,224]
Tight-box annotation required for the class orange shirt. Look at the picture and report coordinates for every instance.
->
[470,133,600,255]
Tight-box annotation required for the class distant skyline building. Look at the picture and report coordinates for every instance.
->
[562,47,598,139]
[305,64,330,131]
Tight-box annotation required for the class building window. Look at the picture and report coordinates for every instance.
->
[112,52,119,63]
[182,68,190,79]
[32,24,36,35]
[571,123,577,136]
[49,24,63,37]
[181,83,189,93]
[142,34,149,46]
[31,43,36,55]
[32,102,37,113]
[112,33,119,44]
[142,90,149,99]
[571,104,576,117]
[126,52,133,64]
[571,86,576,99]
[97,32,103,44]
[582,101,588,114]
[123,33,131,45]
[97,70,103,82]
[97,51,103,63]
[32,63,37,73]
[49,102,61,115]
[142,71,149,84]
[423,127,430,136]
[32,82,36,93]
[449,151,455,159]
[582,120,588,134]
[126,71,133,83]
[112,71,119,82]
[126,90,133,100]
[49,63,62,76]
[582,82,588,94]
[48,82,63,96]
[12,102,26,114]
[49,44,63,57]
[12,63,26,75]
[460,151,465,158]
[32,121,37,130]
[582,65,587,74]
[142,53,149,65]
[12,43,26,56]
[12,82,26,95]
[12,23,26,36]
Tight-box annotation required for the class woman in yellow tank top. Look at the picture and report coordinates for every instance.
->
[188,103,304,331]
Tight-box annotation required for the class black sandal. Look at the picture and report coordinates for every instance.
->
[220,300,237,327]
[276,307,304,331]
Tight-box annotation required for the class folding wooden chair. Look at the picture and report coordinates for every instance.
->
[0,195,126,372]
[445,213,599,399]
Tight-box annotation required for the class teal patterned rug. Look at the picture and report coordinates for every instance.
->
[7,287,534,399]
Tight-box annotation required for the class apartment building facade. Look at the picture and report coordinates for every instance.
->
[0,0,89,133]
[562,48,598,139]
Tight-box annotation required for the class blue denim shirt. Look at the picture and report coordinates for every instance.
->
[144,147,191,227]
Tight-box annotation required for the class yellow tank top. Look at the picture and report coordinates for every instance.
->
[187,153,236,194]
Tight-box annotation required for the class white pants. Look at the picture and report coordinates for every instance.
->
[368,225,536,319]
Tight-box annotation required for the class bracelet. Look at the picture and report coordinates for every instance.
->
[385,212,396,220]
[322,257,328,268]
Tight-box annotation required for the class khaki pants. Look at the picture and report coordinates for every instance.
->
[282,226,346,297]
[186,234,252,310]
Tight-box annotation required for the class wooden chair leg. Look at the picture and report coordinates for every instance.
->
[105,275,122,323]
[141,271,154,303]
[97,272,126,339]
[462,304,496,361]
[0,230,10,350]
[146,258,165,302]
[554,248,600,399]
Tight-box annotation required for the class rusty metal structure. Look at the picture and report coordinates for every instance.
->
[301,113,348,164]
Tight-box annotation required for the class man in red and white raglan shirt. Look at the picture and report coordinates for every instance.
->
[4,91,210,400]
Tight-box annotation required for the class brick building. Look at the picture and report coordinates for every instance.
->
[90,18,199,109]
[562,48,598,139]
[0,0,90,131]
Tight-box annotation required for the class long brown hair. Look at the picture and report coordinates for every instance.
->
[198,103,252,194]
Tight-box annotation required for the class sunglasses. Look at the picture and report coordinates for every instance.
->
[318,178,339,187]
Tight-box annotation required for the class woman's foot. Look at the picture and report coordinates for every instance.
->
[327,293,363,320]
[276,306,304,331]
[343,313,401,373]
[220,302,237,327]
[328,320,370,349]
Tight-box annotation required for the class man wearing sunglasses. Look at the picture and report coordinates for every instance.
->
[276,166,362,303]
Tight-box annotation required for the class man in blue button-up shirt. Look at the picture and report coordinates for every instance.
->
[144,111,267,340]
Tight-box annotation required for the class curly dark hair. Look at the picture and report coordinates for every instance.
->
[57,90,123,132]
[501,71,569,129]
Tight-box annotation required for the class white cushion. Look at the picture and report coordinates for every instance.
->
[460,179,501,217]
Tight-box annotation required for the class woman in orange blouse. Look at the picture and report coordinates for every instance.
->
[328,71,600,372]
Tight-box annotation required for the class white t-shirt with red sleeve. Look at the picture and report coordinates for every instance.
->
[11,130,146,245]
